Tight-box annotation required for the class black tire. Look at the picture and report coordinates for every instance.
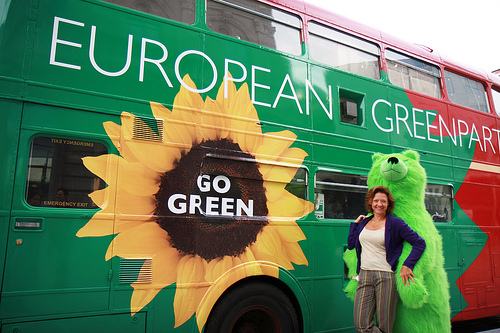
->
[204,282,299,333]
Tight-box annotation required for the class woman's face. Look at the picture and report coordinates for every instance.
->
[371,192,389,215]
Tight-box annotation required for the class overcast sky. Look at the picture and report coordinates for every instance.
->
[305,0,499,74]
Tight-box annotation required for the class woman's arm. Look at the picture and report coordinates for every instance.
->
[347,215,365,250]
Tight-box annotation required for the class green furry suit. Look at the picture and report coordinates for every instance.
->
[344,150,451,332]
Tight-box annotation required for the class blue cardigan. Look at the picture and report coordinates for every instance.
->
[347,214,426,274]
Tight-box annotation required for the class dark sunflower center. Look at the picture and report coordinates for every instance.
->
[155,139,268,260]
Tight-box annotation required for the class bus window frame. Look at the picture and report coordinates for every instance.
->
[425,183,454,223]
[385,48,442,99]
[206,0,303,55]
[99,0,197,25]
[444,69,491,113]
[308,21,381,80]
[314,170,368,221]
[491,87,500,117]
[25,135,109,210]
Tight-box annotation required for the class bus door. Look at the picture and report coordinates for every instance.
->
[0,99,23,310]
[0,103,114,320]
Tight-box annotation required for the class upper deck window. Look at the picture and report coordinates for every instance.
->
[207,0,302,55]
[445,70,490,113]
[102,0,195,24]
[309,22,380,80]
[386,50,441,98]
[492,88,500,116]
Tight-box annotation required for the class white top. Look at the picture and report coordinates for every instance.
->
[359,227,393,272]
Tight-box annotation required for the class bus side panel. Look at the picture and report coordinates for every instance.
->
[0,100,22,299]
[1,312,146,333]
[0,103,113,320]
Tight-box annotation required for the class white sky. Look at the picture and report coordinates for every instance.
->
[305,0,499,74]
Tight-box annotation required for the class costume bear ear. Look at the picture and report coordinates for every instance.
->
[403,150,420,161]
[372,153,383,163]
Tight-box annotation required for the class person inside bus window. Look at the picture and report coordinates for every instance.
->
[56,188,68,202]
[347,186,426,333]
[27,184,41,206]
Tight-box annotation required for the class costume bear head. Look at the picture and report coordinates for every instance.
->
[368,150,426,216]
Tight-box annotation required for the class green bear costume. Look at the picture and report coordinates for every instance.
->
[344,150,451,332]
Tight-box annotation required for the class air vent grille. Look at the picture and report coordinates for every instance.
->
[119,258,153,284]
[133,116,163,142]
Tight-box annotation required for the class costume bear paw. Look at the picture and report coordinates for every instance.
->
[396,276,428,309]
[343,278,358,301]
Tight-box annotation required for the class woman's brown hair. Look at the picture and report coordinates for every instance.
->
[365,186,396,215]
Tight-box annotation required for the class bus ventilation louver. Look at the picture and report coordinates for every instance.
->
[133,116,164,142]
[119,258,153,284]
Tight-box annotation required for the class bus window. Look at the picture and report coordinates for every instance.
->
[26,137,107,209]
[102,0,195,24]
[309,22,380,80]
[314,172,367,220]
[386,49,441,98]
[206,0,302,55]
[491,88,500,116]
[285,167,308,200]
[445,70,490,112]
[425,184,453,223]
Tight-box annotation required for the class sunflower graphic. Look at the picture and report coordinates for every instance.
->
[77,74,313,331]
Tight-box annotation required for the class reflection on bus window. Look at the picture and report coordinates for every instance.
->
[309,22,380,80]
[493,89,500,117]
[285,168,308,200]
[207,0,302,55]
[386,49,441,98]
[314,172,367,220]
[26,137,107,209]
[102,0,195,24]
[445,70,490,112]
[425,184,453,223]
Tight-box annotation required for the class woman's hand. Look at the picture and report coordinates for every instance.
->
[354,215,366,224]
[400,265,416,286]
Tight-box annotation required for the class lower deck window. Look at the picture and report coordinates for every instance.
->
[314,171,367,220]
[425,184,453,222]
[26,137,107,208]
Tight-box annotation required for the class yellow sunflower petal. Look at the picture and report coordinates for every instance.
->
[268,191,313,218]
[118,159,160,196]
[117,191,156,216]
[201,97,231,141]
[251,228,294,269]
[150,101,171,120]
[88,188,107,208]
[82,154,119,187]
[77,185,116,238]
[283,241,308,266]
[267,218,306,243]
[76,209,114,238]
[174,255,208,328]
[277,147,308,165]
[130,246,183,314]
[254,130,297,164]
[103,121,121,152]
[119,112,182,173]
[106,222,168,259]
[130,287,163,315]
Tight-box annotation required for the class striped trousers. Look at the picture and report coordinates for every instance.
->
[353,269,398,333]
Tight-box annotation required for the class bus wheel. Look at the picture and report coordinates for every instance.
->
[205,282,299,333]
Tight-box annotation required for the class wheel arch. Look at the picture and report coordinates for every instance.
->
[197,261,310,333]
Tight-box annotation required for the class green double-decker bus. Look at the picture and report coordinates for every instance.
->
[1,0,500,331]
